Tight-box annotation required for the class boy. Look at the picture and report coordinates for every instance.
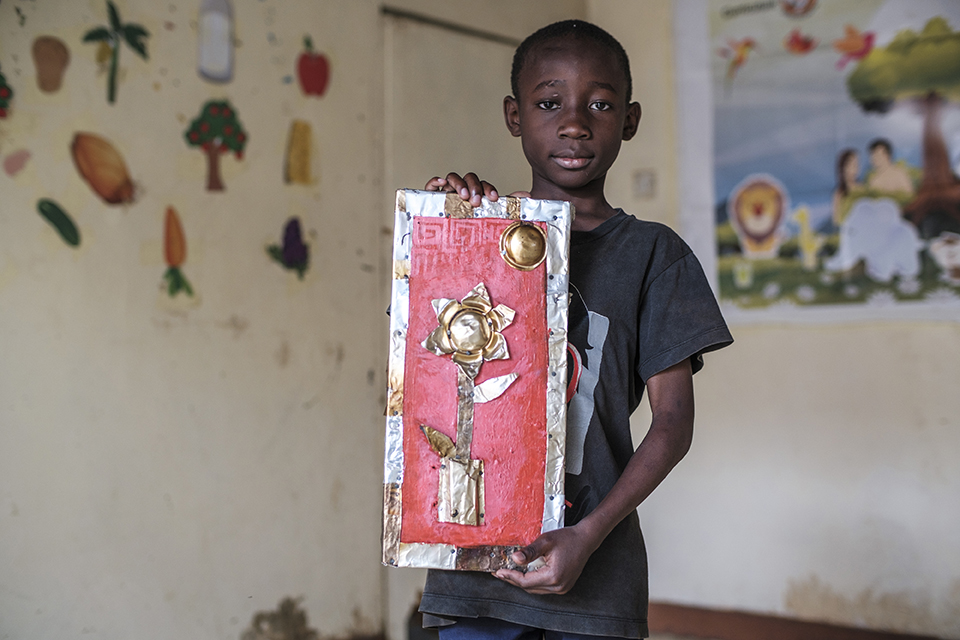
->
[418,20,732,640]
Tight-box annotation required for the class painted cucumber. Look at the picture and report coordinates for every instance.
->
[37,198,80,246]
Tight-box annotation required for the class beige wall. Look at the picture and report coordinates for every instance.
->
[0,1,385,638]
[590,2,960,638]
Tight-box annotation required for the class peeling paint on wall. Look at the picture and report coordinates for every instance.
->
[784,575,960,637]
[241,597,318,640]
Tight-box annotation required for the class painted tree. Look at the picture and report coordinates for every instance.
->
[0,64,12,118]
[82,0,149,104]
[184,99,247,191]
[847,17,960,236]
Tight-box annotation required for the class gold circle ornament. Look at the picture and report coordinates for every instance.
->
[500,222,547,271]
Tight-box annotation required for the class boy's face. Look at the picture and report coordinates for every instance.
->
[504,37,640,198]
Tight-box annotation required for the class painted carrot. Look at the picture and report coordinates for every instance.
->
[163,206,193,297]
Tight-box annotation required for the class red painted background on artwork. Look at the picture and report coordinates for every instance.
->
[400,217,548,547]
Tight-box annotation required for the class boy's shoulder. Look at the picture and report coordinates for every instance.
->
[581,210,694,267]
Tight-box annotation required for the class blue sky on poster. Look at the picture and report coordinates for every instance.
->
[710,0,960,234]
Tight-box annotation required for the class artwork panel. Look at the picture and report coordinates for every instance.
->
[383,190,571,570]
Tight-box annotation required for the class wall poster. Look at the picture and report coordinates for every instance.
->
[676,0,960,323]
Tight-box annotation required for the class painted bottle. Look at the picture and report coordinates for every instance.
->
[197,0,233,83]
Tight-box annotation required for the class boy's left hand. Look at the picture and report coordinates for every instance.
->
[493,524,598,595]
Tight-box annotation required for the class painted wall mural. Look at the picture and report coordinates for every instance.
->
[2,0,332,312]
[70,132,135,205]
[701,0,960,321]
[284,119,312,184]
[3,149,30,177]
[267,217,310,279]
[37,199,80,247]
[163,206,193,297]
[197,0,234,83]
[297,36,329,97]
[0,64,13,118]
[82,1,150,104]
[31,36,69,93]
[183,99,247,191]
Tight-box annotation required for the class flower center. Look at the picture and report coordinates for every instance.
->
[448,310,491,352]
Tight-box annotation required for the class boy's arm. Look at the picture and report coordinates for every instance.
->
[494,358,695,595]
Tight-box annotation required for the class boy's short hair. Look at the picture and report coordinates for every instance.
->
[510,20,633,104]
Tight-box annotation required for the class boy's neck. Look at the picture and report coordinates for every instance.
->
[530,178,618,232]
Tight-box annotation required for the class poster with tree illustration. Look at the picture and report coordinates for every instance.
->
[678,0,960,322]
[184,100,246,191]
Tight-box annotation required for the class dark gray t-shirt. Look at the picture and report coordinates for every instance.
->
[419,212,733,638]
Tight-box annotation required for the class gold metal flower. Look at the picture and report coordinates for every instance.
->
[422,283,515,370]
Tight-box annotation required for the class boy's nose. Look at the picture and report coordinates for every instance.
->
[558,108,591,139]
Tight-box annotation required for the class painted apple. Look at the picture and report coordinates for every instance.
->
[297,35,329,97]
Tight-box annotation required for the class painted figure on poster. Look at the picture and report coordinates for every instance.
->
[832,149,864,226]
[847,17,960,238]
[783,28,817,55]
[718,37,757,85]
[833,24,874,70]
[825,199,922,283]
[867,139,915,197]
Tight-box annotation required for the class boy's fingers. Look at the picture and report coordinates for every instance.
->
[513,536,550,565]
[494,566,565,595]
[444,172,468,197]
[462,173,484,206]
[424,176,447,191]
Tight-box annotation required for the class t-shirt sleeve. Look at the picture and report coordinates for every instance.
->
[636,249,733,382]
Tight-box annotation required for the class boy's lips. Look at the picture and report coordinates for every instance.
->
[552,153,593,169]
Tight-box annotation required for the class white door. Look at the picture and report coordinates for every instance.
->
[384,12,529,199]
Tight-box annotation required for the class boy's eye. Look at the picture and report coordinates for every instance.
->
[536,101,559,110]
[591,101,612,111]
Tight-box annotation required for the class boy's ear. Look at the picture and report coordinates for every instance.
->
[504,96,522,138]
[622,101,642,141]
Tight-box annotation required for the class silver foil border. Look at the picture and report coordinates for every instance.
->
[383,189,572,570]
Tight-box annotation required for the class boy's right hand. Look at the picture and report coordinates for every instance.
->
[424,173,500,208]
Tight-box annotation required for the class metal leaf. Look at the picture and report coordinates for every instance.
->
[420,425,455,458]
[489,304,516,331]
[481,332,509,361]
[474,373,518,404]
